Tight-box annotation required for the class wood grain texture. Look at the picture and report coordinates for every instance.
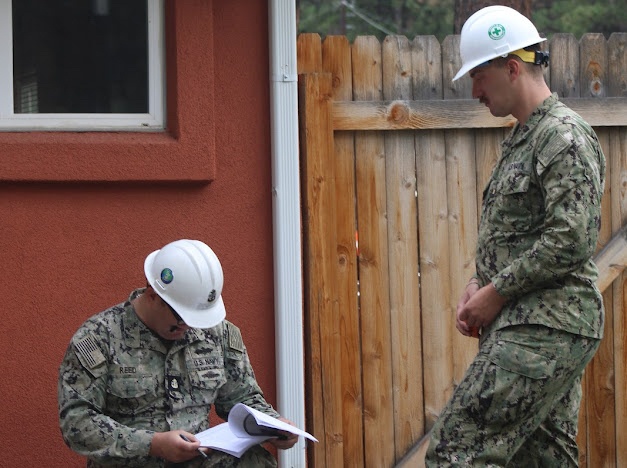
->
[298,32,627,467]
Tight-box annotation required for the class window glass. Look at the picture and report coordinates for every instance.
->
[12,0,148,114]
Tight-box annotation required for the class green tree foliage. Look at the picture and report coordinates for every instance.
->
[533,1,626,39]
[297,0,625,42]
[297,0,455,42]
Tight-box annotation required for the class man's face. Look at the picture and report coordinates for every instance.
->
[469,60,513,118]
[157,298,190,341]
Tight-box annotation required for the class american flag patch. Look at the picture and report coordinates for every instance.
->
[227,323,244,353]
[75,335,106,369]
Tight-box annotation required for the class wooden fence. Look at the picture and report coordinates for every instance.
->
[297,32,627,467]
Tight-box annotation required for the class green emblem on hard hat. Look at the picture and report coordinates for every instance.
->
[488,24,505,40]
[161,268,174,284]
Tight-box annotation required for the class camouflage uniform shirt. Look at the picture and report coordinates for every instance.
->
[58,289,279,467]
[476,93,606,338]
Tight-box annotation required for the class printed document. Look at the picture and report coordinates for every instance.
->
[195,403,318,458]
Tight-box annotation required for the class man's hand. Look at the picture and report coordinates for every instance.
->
[456,282,506,337]
[149,430,211,462]
[456,282,480,337]
[266,417,299,450]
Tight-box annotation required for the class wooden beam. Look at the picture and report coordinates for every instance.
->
[332,97,627,131]
[595,225,627,293]
[394,430,432,468]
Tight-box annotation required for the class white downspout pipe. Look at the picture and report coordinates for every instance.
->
[268,0,306,467]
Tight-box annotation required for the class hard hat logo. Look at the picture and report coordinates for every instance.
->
[208,289,216,303]
[161,268,174,284]
[488,24,505,40]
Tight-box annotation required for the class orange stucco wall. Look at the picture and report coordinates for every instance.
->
[0,1,280,466]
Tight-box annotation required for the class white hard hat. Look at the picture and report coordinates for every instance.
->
[453,5,546,81]
[144,239,226,328]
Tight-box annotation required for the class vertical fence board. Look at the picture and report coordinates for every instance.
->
[550,34,580,98]
[416,34,459,427]
[321,35,365,468]
[581,33,608,99]
[297,33,323,73]
[382,35,423,461]
[580,33,616,468]
[411,33,445,444]
[299,71,344,468]
[609,144,627,467]
[444,130,478,381]
[442,35,481,388]
[298,71,324,468]
[352,36,395,467]
[612,126,627,463]
[442,34,466,99]
[617,271,627,467]
[609,32,627,467]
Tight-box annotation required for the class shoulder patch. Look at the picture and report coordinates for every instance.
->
[538,132,570,168]
[74,334,106,370]
[226,322,244,353]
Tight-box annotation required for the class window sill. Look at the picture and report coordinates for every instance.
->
[0,130,214,182]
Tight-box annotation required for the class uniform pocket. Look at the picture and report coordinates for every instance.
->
[497,171,531,196]
[480,341,557,427]
[488,171,538,232]
[106,374,158,415]
[489,340,556,379]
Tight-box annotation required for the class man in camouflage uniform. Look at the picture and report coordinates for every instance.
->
[426,6,605,467]
[58,239,298,467]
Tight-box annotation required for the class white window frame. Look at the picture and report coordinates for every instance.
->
[0,0,165,131]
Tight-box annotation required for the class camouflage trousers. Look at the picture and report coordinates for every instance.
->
[166,445,277,468]
[425,324,601,467]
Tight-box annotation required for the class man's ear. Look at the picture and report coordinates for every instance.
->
[507,58,521,80]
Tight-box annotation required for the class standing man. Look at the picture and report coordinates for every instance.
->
[426,5,606,466]
[59,239,298,467]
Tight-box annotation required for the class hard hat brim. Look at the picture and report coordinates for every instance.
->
[175,295,226,329]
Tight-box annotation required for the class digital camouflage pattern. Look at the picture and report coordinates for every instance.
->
[476,93,606,339]
[426,325,601,466]
[426,94,605,465]
[58,289,279,468]
[161,445,277,468]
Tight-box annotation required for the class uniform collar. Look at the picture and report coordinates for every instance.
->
[506,93,559,148]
